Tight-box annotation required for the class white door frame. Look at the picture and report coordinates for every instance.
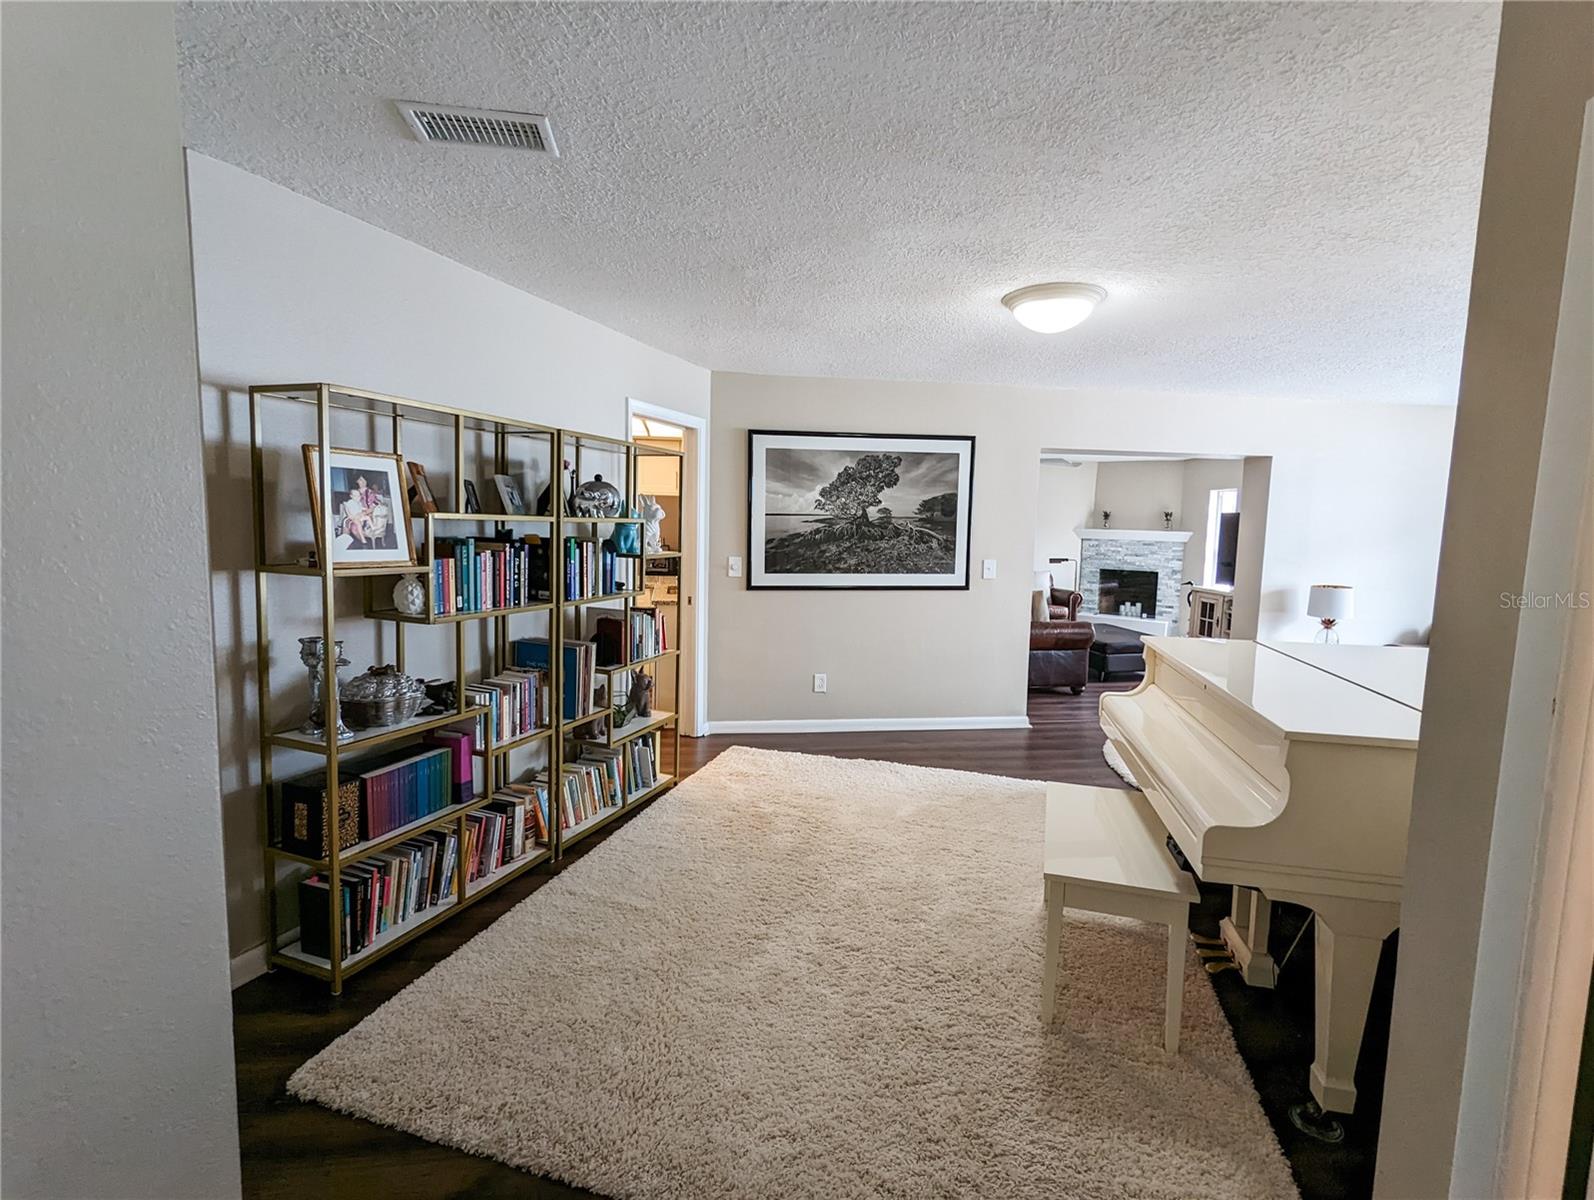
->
[627,398,709,736]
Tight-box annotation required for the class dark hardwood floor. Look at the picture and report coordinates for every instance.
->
[232,683,1387,1200]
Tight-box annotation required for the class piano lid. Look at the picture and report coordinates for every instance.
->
[1259,641,1428,712]
[1145,638,1424,748]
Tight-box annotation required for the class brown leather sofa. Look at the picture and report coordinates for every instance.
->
[1029,587,1093,694]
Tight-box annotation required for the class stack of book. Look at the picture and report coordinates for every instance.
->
[298,827,457,962]
[628,606,667,659]
[276,736,471,857]
[465,669,548,747]
[558,758,623,830]
[563,536,620,600]
[433,536,547,616]
[494,778,552,847]
[626,737,659,796]
[357,745,451,841]
[511,637,598,722]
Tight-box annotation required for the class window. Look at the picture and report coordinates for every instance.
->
[1204,488,1239,586]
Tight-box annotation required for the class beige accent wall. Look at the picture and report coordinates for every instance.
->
[708,373,1454,726]
[1375,4,1594,1196]
[1090,459,1188,532]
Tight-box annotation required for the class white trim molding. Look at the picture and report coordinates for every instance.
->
[627,398,709,737]
[1075,527,1193,543]
[230,942,269,989]
[704,716,1032,735]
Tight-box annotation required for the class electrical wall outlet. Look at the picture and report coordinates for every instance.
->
[813,673,827,694]
[728,556,743,578]
[982,558,997,579]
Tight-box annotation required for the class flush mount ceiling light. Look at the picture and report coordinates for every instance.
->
[1001,283,1107,333]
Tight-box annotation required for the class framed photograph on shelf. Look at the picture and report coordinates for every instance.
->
[493,473,529,516]
[406,461,439,515]
[746,429,974,590]
[302,446,416,569]
[462,480,481,514]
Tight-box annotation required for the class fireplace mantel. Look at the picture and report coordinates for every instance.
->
[1075,527,1193,543]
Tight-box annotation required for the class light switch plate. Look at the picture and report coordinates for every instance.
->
[982,559,997,579]
[728,556,743,578]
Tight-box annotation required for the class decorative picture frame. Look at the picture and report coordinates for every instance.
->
[406,461,439,515]
[493,473,529,516]
[462,480,481,514]
[302,446,417,569]
[746,429,975,590]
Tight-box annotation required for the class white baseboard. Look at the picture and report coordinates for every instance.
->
[703,716,1031,735]
[230,941,269,989]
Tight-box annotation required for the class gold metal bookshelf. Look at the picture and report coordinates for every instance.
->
[249,383,684,993]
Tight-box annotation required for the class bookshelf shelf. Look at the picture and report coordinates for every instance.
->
[558,709,608,733]
[586,710,676,749]
[558,803,627,851]
[563,590,644,609]
[249,382,685,993]
[265,796,490,868]
[258,560,424,579]
[625,774,675,807]
[464,846,553,900]
[273,896,461,977]
[597,649,678,675]
[267,706,487,756]
[429,511,555,524]
[479,725,554,756]
[367,599,555,626]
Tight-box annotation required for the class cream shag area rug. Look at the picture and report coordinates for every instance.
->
[290,747,1296,1200]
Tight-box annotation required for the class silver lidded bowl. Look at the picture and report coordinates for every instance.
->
[341,663,427,728]
[570,474,624,518]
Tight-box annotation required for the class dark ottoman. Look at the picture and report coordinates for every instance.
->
[1089,624,1147,682]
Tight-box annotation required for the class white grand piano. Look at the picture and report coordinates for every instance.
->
[1100,636,1426,1124]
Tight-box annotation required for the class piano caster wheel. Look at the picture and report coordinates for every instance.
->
[1288,1099,1346,1144]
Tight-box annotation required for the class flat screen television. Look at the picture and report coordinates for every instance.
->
[1215,512,1241,587]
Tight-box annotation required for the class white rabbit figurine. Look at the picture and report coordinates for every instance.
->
[638,493,667,553]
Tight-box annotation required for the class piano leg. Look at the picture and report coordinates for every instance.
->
[1219,885,1279,988]
[1307,904,1398,1115]
[1040,879,1064,1022]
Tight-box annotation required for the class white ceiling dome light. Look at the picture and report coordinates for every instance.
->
[1001,283,1107,333]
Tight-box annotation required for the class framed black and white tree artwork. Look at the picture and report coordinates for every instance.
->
[747,430,975,590]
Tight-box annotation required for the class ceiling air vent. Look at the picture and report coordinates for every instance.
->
[395,101,559,156]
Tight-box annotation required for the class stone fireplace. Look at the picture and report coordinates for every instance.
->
[1075,528,1193,626]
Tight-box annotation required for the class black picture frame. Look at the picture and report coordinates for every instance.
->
[745,428,976,591]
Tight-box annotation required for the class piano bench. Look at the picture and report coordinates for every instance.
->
[1041,782,1201,1053]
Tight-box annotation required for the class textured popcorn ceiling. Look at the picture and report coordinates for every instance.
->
[175,2,1499,405]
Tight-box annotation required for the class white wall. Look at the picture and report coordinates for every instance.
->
[1,6,242,1196]
[186,154,711,969]
[708,372,1453,727]
[1377,3,1594,1192]
[1033,460,1098,588]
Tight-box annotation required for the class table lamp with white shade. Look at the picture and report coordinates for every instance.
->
[1308,584,1355,643]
